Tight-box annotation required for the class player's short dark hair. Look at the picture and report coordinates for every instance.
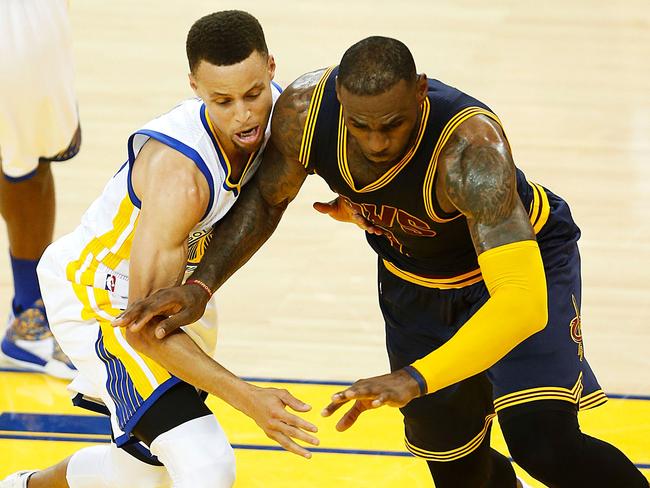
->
[186,10,268,73]
[338,36,417,96]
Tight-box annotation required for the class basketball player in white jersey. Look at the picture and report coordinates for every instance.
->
[1,11,318,488]
[0,0,79,378]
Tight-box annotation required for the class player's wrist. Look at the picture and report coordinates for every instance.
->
[402,365,428,397]
[184,278,213,300]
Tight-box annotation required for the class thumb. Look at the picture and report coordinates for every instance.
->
[312,201,334,214]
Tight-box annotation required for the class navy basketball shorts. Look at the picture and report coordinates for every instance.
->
[377,239,606,462]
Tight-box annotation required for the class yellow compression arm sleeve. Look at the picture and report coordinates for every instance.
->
[411,240,548,395]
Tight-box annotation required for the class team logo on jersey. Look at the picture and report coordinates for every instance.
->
[347,201,437,255]
[187,228,214,270]
[105,274,117,293]
[569,294,584,361]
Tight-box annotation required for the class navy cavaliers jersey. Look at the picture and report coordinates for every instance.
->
[298,67,579,286]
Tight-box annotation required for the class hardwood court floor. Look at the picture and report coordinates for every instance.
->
[0,0,649,486]
[0,370,648,487]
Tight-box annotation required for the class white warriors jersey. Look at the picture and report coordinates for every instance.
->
[61,83,282,309]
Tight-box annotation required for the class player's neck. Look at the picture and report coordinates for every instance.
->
[219,136,253,183]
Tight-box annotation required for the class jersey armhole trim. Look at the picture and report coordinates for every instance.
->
[126,130,215,221]
[422,107,503,223]
[298,66,336,169]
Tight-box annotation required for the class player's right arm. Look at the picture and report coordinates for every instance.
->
[122,137,319,458]
[114,70,324,336]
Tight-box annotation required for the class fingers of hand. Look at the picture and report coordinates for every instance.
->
[269,420,319,446]
[154,307,198,339]
[371,393,388,408]
[320,393,350,417]
[335,400,368,431]
[279,389,312,413]
[267,431,313,459]
[111,305,141,328]
[278,409,318,434]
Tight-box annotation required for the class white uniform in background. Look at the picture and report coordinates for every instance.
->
[0,0,79,179]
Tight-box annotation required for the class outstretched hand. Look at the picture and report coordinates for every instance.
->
[321,369,421,431]
[112,283,210,338]
[313,196,384,235]
[243,385,320,459]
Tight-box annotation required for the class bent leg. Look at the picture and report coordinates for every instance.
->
[150,415,236,488]
[426,435,516,488]
[500,401,648,488]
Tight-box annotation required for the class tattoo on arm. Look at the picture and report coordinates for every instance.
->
[190,73,323,290]
[442,115,535,254]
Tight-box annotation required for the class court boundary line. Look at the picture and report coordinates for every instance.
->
[1,368,649,401]
[1,432,649,470]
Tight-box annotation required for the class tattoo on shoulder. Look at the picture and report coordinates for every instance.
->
[441,117,534,252]
[271,69,328,160]
[445,136,516,225]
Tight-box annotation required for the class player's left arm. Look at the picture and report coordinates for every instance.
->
[322,115,548,430]
[127,139,208,302]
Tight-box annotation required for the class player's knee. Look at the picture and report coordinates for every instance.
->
[424,441,493,488]
[427,459,490,488]
[177,448,236,488]
[151,415,236,488]
[163,443,235,488]
[66,444,170,488]
[501,409,581,482]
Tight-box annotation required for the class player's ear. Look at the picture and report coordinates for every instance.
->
[188,73,199,96]
[415,73,428,104]
[267,54,276,80]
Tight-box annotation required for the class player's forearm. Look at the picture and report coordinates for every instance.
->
[411,241,547,394]
[125,326,254,412]
[128,246,186,304]
[191,181,286,292]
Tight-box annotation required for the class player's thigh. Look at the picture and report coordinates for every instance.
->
[488,240,606,414]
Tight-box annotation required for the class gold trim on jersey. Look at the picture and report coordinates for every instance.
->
[527,181,550,234]
[383,259,483,289]
[70,282,172,399]
[337,98,431,193]
[579,389,608,410]
[423,107,504,223]
[65,196,139,287]
[298,66,336,168]
[493,373,584,412]
[405,413,496,461]
[205,110,259,193]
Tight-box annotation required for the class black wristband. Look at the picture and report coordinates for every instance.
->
[403,365,428,396]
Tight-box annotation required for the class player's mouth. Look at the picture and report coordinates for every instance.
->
[234,125,261,145]
[366,152,392,164]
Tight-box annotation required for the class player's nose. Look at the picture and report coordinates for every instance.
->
[367,130,390,153]
[233,100,251,124]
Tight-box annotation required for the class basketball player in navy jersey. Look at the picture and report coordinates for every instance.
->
[116,37,647,487]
